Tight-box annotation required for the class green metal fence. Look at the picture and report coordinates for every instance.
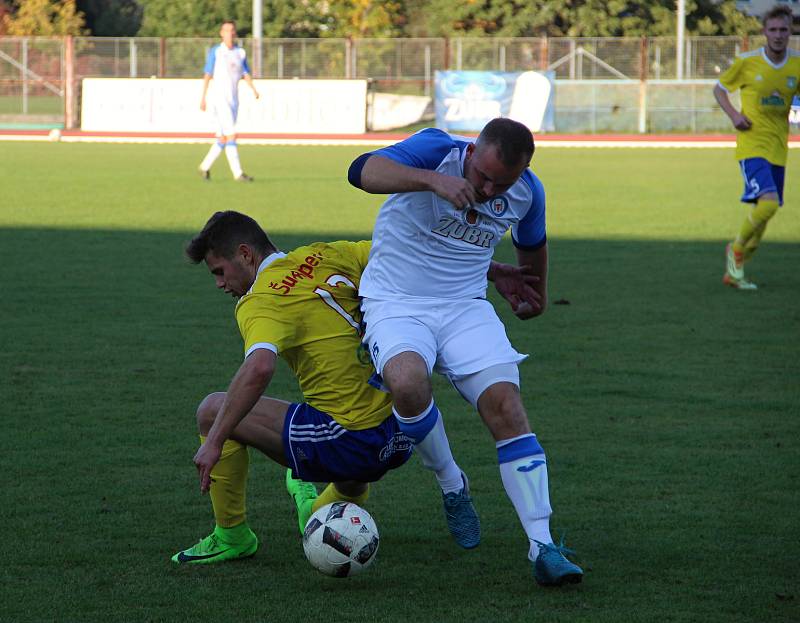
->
[1,34,797,132]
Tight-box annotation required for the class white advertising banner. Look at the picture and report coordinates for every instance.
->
[368,93,431,131]
[81,78,368,134]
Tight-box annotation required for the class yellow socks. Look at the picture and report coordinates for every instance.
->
[733,198,779,259]
[311,483,370,514]
[200,436,249,528]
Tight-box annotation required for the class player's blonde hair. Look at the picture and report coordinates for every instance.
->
[763,5,793,26]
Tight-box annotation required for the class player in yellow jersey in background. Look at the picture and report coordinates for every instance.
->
[714,4,799,290]
[172,211,539,564]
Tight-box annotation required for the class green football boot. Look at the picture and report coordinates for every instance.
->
[171,523,258,565]
[285,469,318,535]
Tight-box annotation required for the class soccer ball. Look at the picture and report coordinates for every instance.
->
[48,128,62,142]
[302,502,379,578]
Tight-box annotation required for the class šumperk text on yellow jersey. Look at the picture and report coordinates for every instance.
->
[234,240,391,430]
[718,47,800,166]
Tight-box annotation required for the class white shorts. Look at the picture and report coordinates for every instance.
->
[361,297,527,381]
[210,100,238,137]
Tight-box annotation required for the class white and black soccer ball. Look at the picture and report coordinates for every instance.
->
[302,502,379,578]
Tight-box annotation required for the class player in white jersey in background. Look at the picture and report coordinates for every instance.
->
[198,20,259,182]
[347,118,583,587]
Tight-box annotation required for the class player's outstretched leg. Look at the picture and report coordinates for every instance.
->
[223,140,254,181]
[172,523,258,565]
[199,140,224,180]
[394,401,480,548]
[286,469,318,534]
[497,433,583,586]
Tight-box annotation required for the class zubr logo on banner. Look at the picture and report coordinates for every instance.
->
[441,73,507,123]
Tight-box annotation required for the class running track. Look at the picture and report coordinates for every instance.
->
[2,128,800,148]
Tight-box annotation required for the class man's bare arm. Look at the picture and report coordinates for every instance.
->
[200,74,212,111]
[713,84,751,130]
[357,155,478,209]
[512,244,548,319]
[193,349,275,491]
[243,73,260,99]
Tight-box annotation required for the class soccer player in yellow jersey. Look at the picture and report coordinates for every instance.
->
[714,4,799,290]
[172,211,539,564]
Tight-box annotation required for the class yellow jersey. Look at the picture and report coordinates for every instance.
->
[718,47,800,165]
[235,240,391,430]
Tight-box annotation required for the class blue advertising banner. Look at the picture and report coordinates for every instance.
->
[435,70,554,133]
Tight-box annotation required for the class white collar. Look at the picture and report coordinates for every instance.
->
[242,251,286,297]
[761,47,788,70]
[257,251,286,275]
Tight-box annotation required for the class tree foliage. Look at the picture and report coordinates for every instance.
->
[137,0,253,37]
[330,0,408,37]
[245,0,408,38]
[416,0,762,38]
[261,0,334,37]
[77,0,142,36]
[6,0,762,38]
[1,0,87,35]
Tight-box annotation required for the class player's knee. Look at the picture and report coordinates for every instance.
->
[754,196,779,222]
[382,352,432,414]
[387,375,431,415]
[478,383,530,440]
[196,392,225,434]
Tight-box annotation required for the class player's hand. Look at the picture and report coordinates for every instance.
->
[732,112,752,131]
[492,263,543,318]
[253,91,260,100]
[200,98,207,112]
[429,173,478,209]
[193,440,222,493]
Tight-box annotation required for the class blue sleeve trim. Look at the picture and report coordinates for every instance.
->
[242,53,251,76]
[347,152,373,189]
[203,46,216,75]
[512,169,547,249]
[371,128,457,170]
[512,233,547,251]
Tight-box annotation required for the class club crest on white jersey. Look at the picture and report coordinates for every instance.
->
[358,129,546,301]
[489,196,509,216]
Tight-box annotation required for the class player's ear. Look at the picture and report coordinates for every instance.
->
[237,243,252,263]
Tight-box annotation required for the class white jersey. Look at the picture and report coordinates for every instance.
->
[355,129,547,301]
[203,43,250,108]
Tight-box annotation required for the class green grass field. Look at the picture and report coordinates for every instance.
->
[1,142,798,622]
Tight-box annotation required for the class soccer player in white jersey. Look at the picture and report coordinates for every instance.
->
[198,21,259,182]
[347,118,584,587]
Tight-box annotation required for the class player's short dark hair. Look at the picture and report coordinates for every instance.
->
[476,118,535,168]
[221,20,236,29]
[185,211,275,264]
[763,5,792,25]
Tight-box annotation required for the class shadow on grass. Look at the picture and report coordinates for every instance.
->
[1,227,798,623]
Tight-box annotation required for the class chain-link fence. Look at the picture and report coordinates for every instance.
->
[1,34,798,132]
[0,37,64,124]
